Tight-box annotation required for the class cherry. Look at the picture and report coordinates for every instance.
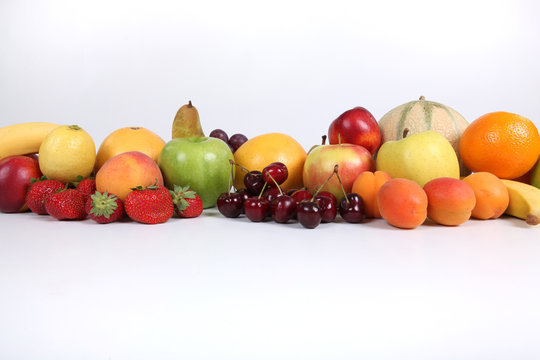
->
[263,186,283,202]
[244,196,269,222]
[317,191,337,207]
[229,133,248,152]
[270,195,296,223]
[237,189,250,213]
[297,201,322,229]
[244,170,265,196]
[262,162,288,186]
[291,189,312,204]
[314,194,337,223]
[339,193,365,223]
[217,192,244,218]
[209,129,229,143]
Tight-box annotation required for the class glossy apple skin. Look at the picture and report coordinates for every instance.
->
[0,155,42,213]
[159,137,235,208]
[328,107,381,154]
[302,144,375,203]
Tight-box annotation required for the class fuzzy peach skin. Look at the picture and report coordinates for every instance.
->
[96,151,163,200]
[462,172,509,220]
[423,177,476,226]
[377,178,428,229]
[351,170,391,218]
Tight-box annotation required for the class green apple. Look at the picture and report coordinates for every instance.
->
[530,158,540,189]
[376,130,459,187]
[158,137,234,208]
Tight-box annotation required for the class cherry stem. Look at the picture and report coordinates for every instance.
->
[258,182,268,200]
[233,162,250,174]
[334,164,349,204]
[228,159,235,194]
[310,164,338,201]
[265,172,283,196]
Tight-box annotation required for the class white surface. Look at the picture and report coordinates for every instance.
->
[2,0,540,359]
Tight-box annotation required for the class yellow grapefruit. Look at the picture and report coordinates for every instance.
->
[95,127,165,171]
[234,133,307,191]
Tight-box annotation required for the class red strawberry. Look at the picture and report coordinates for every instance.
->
[45,189,87,220]
[75,177,96,203]
[25,177,65,215]
[170,185,203,218]
[85,191,124,224]
[124,184,174,224]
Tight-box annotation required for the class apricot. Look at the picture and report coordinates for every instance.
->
[377,178,428,229]
[423,177,476,226]
[462,172,509,219]
[351,170,391,218]
[96,151,164,200]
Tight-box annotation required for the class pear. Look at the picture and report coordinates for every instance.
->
[172,101,205,139]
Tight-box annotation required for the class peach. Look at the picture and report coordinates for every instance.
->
[423,177,476,226]
[351,170,391,218]
[377,178,428,229]
[96,151,164,200]
[462,172,509,219]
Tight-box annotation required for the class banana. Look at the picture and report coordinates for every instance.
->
[501,179,540,225]
[0,122,61,160]
[171,100,205,139]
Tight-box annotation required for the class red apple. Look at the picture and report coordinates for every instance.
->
[328,107,381,154]
[0,155,42,213]
[302,143,375,203]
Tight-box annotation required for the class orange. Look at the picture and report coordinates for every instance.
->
[95,127,165,171]
[459,112,540,179]
[233,133,307,191]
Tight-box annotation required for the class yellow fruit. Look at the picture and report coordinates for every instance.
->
[0,122,60,160]
[38,125,96,183]
[501,179,540,225]
[95,127,165,171]
[233,133,307,191]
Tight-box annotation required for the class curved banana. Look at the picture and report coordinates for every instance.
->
[0,122,61,160]
[501,179,540,225]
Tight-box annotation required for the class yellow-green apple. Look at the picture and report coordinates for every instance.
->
[0,155,42,213]
[376,130,459,187]
[530,158,540,189]
[158,137,234,208]
[328,107,381,154]
[303,143,375,203]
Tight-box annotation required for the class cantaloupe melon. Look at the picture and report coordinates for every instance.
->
[378,96,470,176]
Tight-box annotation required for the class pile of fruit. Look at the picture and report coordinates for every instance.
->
[1,97,540,228]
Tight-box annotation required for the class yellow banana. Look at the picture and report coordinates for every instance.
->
[0,122,61,160]
[501,179,540,225]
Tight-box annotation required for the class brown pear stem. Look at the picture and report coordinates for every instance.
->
[188,100,193,107]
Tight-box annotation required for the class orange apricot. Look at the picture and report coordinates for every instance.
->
[377,178,428,229]
[462,172,509,219]
[351,170,391,218]
[423,177,476,226]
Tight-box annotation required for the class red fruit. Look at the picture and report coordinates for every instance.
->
[45,189,87,220]
[124,184,174,224]
[0,155,42,213]
[25,177,65,215]
[328,106,381,154]
[85,191,124,224]
[75,177,97,203]
[170,185,203,218]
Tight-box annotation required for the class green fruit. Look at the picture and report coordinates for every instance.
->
[376,130,460,187]
[158,137,234,208]
[530,158,540,189]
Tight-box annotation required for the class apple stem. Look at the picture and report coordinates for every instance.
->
[310,164,337,201]
[403,128,409,138]
[338,133,341,145]
[321,135,327,145]
[227,159,235,194]
[266,172,283,196]
[334,165,349,204]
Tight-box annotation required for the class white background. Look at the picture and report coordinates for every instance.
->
[1,1,540,359]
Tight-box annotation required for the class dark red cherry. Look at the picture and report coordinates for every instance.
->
[262,162,288,186]
[244,196,269,222]
[263,186,284,202]
[314,195,337,223]
[297,201,322,229]
[339,193,365,223]
[217,192,244,218]
[237,189,250,213]
[244,170,265,196]
[291,189,312,205]
[269,195,296,223]
[317,191,337,207]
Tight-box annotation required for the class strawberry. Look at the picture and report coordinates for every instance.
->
[170,185,203,218]
[85,191,124,224]
[74,176,96,203]
[124,184,174,224]
[45,189,87,220]
[25,176,65,215]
